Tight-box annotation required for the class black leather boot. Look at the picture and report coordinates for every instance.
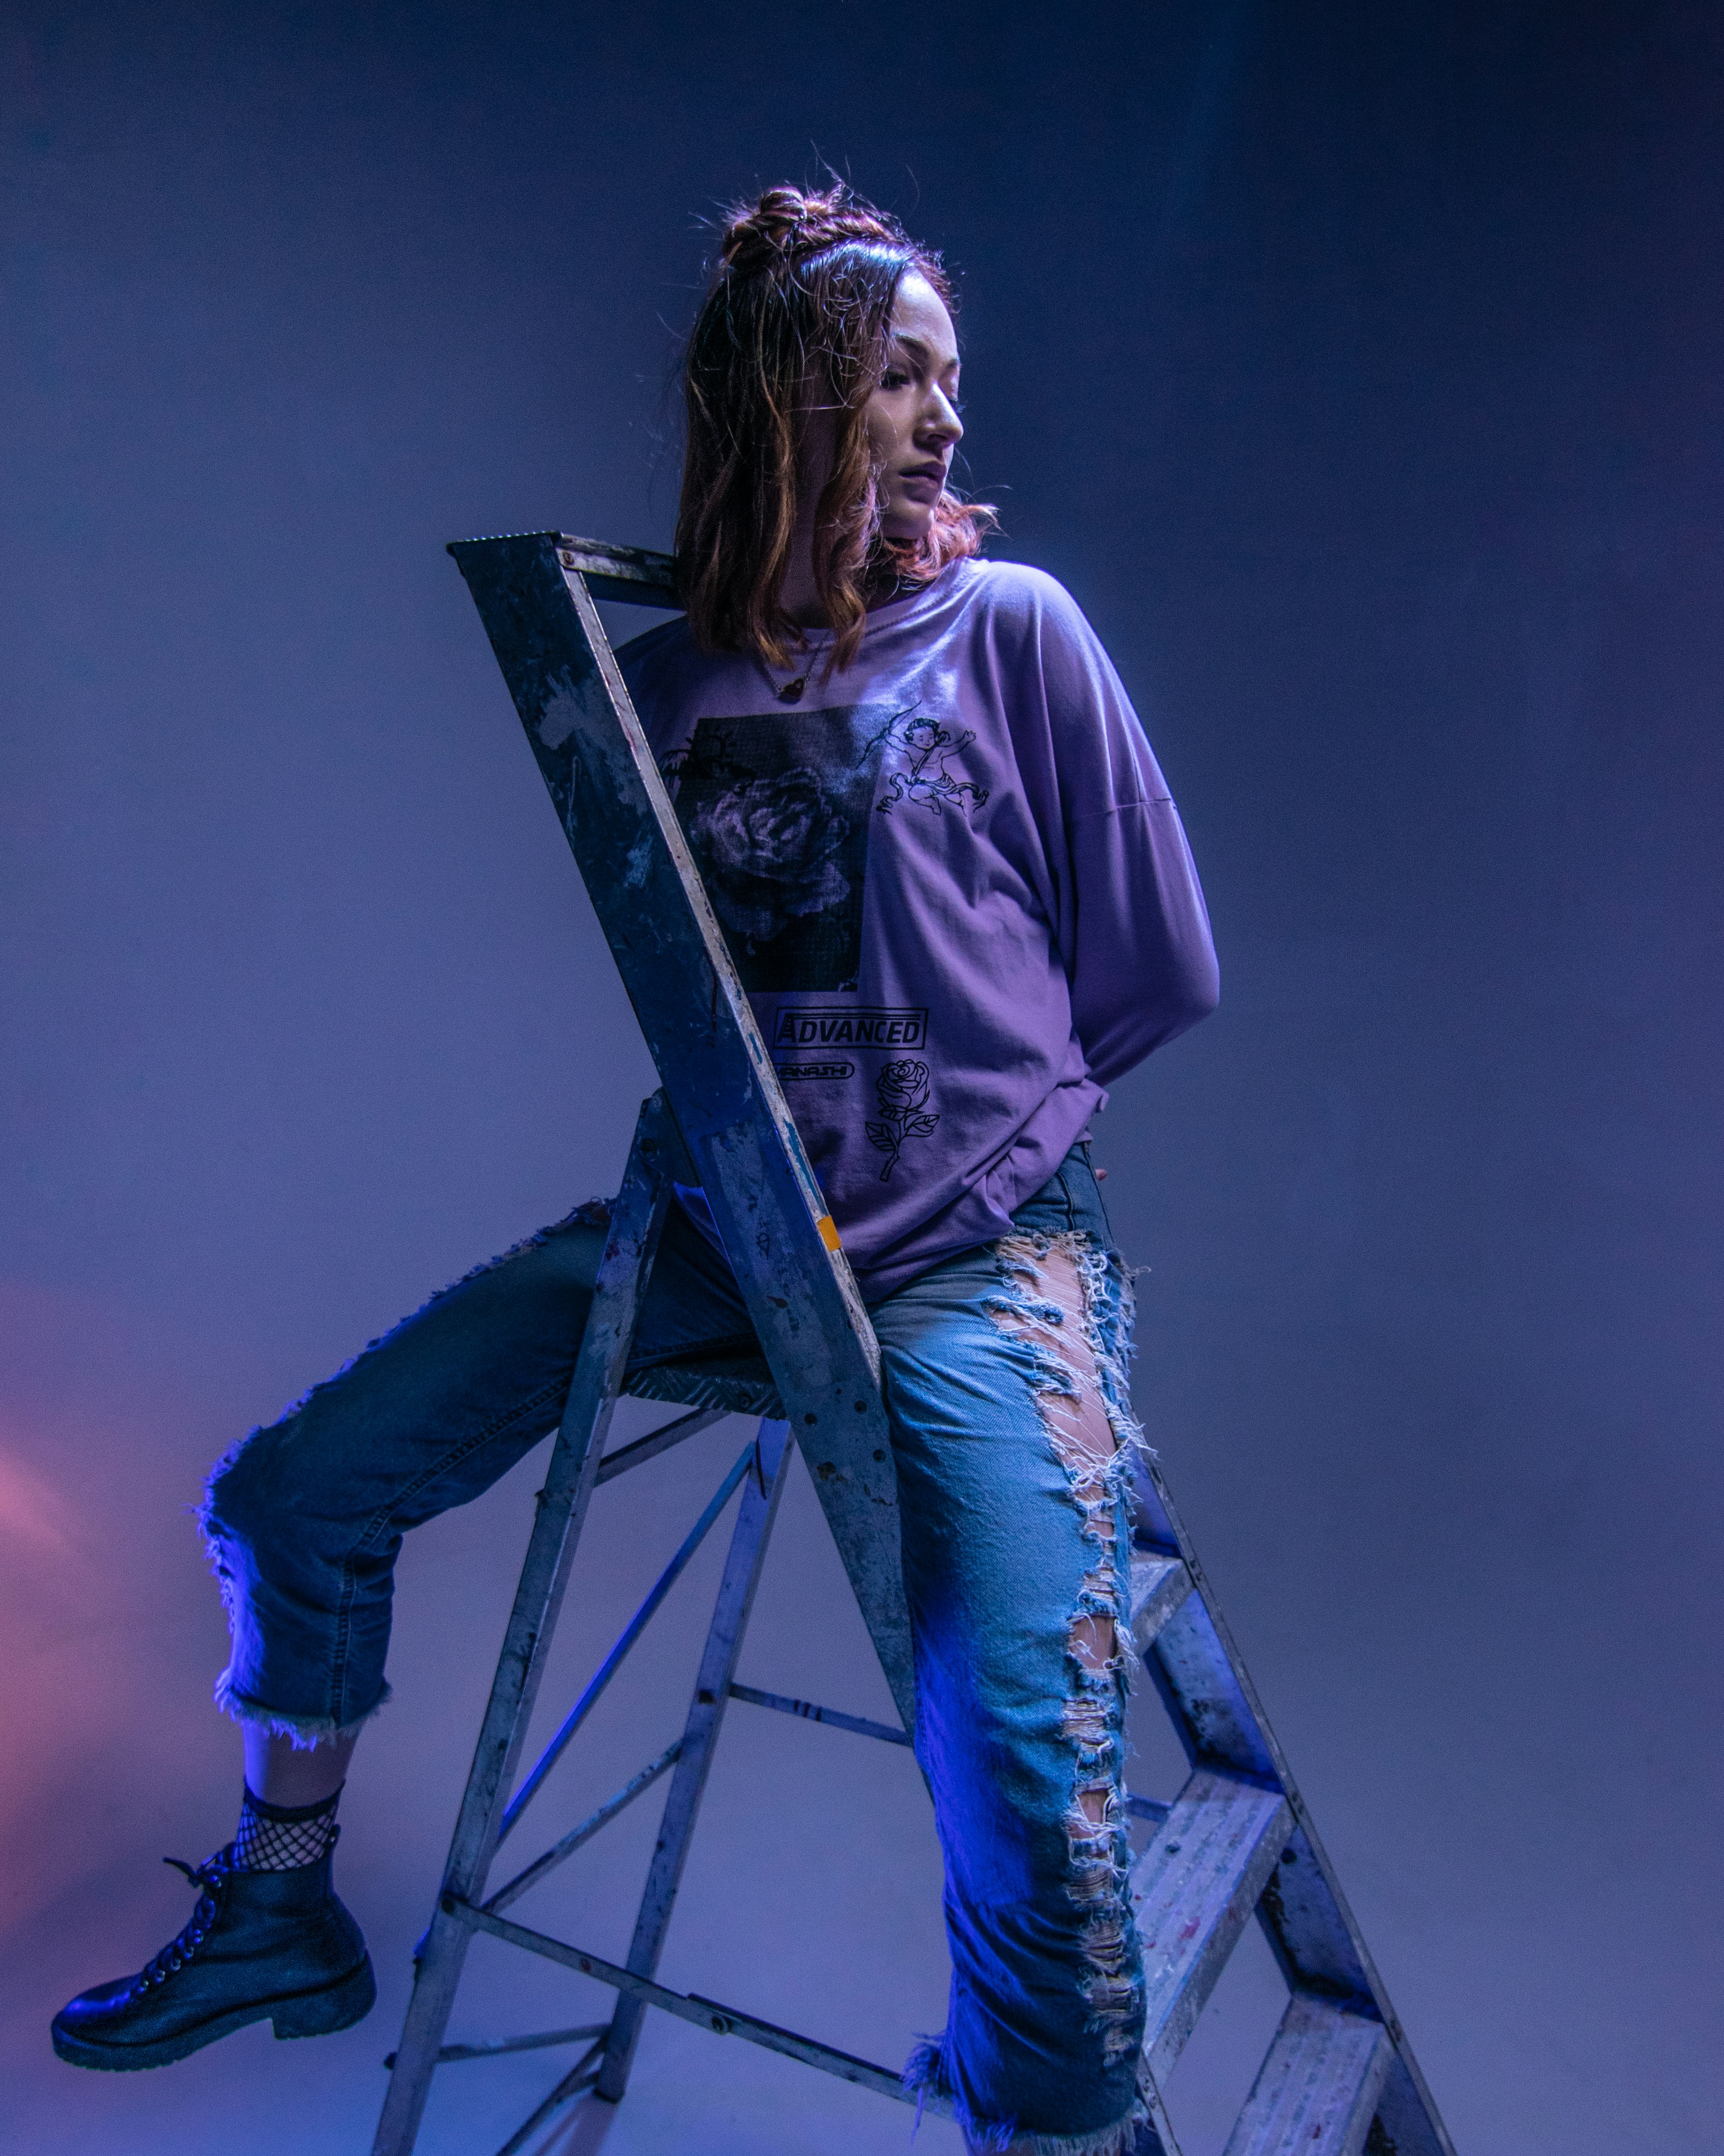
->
[52,1838,375,2071]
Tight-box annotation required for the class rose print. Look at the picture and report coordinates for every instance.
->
[865,1058,940,1181]
[689,768,851,944]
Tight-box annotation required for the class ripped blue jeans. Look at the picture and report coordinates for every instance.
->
[203,1146,1147,2154]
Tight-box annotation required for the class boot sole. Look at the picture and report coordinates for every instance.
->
[52,1955,376,2071]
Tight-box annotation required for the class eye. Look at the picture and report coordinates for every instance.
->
[878,366,912,391]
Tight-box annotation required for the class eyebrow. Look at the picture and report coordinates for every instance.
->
[888,332,960,373]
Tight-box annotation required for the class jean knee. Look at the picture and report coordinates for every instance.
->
[201,1413,310,1594]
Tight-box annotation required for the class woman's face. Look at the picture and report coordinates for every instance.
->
[864,270,964,542]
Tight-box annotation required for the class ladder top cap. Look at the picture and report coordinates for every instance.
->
[447,532,676,573]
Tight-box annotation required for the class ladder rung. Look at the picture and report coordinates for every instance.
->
[1130,1551,1194,1654]
[727,1682,911,1746]
[1134,1766,1291,2079]
[596,1406,727,1485]
[1222,1994,1391,2156]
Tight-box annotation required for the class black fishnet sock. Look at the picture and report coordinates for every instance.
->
[231,1783,342,1871]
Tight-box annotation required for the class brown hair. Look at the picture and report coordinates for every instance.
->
[675,183,994,673]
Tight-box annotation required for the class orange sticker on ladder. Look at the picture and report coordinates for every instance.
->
[815,1214,842,1252]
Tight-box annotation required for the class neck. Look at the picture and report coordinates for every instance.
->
[778,515,828,629]
[778,531,908,634]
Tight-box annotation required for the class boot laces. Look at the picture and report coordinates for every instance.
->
[133,1851,228,1989]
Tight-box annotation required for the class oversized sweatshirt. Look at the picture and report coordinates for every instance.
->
[618,556,1219,1300]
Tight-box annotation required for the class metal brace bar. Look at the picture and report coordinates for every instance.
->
[446,1899,951,2118]
[727,1683,911,1747]
[552,534,679,606]
[383,2023,607,2070]
[498,1444,753,1841]
[1127,1792,1173,1825]
[596,1404,726,1485]
[491,2042,605,2156]
[483,1741,682,1915]
[372,1094,677,2156]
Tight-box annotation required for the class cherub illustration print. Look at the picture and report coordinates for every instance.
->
[664,699,981,994]
[861,706,990,817]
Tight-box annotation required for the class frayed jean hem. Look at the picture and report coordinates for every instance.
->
[904,2034,1150,2156]
[211,1674,391,1749]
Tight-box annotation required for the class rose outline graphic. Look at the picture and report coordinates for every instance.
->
[864,1058,940,1181]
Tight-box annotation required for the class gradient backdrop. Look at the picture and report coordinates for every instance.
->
[3,5,1720,2153]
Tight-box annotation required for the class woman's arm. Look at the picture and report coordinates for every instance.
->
[1003,569,1220,1087]
[1065,790,1219,1085]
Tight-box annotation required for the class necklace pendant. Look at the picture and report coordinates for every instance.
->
[777,676,807,704]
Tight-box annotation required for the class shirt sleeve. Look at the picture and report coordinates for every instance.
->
[1009,573,1220,1086]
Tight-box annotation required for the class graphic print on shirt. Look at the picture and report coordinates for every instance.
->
[663,698,987,994]
[664,698,986,1182]
[664,703,889,994]
[861,708,990,817]
[865,1058,939,1181]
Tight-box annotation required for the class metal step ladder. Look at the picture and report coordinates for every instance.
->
[371,532,1456,2156]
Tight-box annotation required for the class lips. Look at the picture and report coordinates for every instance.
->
[897,462,947,500]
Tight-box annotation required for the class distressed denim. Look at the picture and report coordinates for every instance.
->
[203,1147,1147,2154]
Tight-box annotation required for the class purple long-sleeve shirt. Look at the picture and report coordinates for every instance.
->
[620,556,1218,1299]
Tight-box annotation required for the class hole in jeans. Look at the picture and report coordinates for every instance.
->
[987,1232,1144,2075]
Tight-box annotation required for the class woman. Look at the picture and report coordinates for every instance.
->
[54,184,1218,2156]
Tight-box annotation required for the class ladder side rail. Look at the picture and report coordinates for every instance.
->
[449,533,916,1726]
[1368,2053,1456,2156]
[1136,2080,1187,2156]
[372,1095,675,2156]
[596,1417,796,2100]
[1135,1452,1457,2156]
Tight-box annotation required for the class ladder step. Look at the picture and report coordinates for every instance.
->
[1129,1551,1193,1655]
[1133,1766,1291,2079]
[1221,1994,1391,2156]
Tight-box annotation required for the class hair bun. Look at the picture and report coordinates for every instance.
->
[717,182,907,277]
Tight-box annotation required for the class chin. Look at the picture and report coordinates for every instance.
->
[881,506,936,545]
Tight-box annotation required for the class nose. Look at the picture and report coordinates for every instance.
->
[921,384,963,447]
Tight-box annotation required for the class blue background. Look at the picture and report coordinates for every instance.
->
[2,5,1720,2151]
